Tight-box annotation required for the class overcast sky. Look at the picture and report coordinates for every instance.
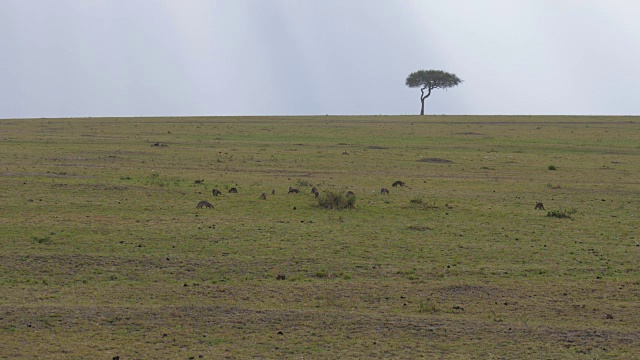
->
[2,0,639,118]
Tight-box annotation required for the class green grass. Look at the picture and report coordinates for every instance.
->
[1,115,639,358]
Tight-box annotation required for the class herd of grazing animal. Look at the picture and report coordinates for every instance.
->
[196,181,408,209]
[197,181,549,212]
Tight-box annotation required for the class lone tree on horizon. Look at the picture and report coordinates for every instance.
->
[406,70,462,115]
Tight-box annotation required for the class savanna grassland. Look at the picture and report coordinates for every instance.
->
[1,115,639,359]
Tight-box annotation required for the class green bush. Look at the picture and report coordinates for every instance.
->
[318,191,356,210]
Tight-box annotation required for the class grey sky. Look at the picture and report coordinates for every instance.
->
[1,0,639,118]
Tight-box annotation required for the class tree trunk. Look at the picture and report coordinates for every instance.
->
[419,85,432,115]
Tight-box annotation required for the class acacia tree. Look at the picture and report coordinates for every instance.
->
[406,70,462,115]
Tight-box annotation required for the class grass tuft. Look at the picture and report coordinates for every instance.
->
[407,225,433,231]
[546,208,577,219]
[408,197,437,209]
[418,300,440,314]
[31,236,52,244]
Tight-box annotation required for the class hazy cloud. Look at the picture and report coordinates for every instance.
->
[1,0,639,118]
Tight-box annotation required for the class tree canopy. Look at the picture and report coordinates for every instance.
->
[406,70,462,115]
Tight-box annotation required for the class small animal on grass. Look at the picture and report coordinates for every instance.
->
[259,192,267,200]
[392,180,406,187]
[228,187,238,193]
[313,190,319,198]
[345,191,355,197]
[276,274,286,280]
[196,200,214,209]
[535,202,545,210]
[380,187,390,195]
[272,189,276,195]
[212,188,222,196]
[288,186,300,194]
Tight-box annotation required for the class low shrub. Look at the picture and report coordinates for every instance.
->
[318,191,356,210]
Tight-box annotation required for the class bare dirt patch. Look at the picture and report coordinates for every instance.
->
[453,132,484,136]
[0,172,91,179]
[417,158,454,164]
